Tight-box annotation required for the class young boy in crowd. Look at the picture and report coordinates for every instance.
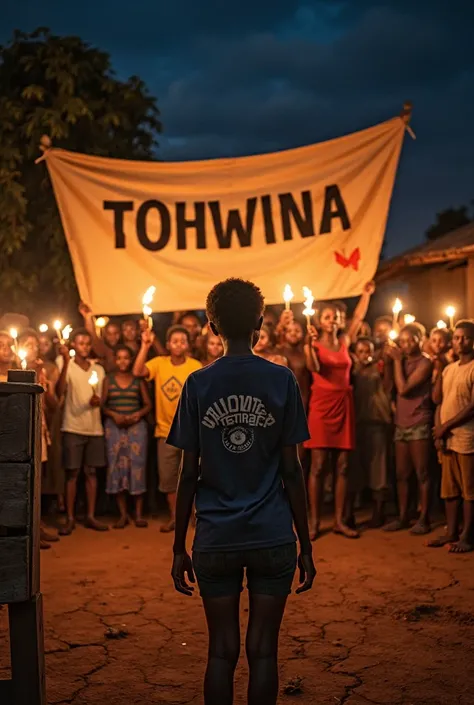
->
[56,329,109,535]
[430,320,474,553]
[348,338,392,527]
[133,325,201,532]
[168,278,315,705]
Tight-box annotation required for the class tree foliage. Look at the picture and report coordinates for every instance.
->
[425,205,471,241]
[0,27,161,317]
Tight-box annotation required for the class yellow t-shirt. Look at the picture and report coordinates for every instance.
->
[146,356,201,438]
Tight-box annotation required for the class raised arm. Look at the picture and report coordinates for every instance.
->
[55,345,70,399]
[304,326,320,373]
[347,281,375,342]
[79,302,115,367]
[132,330,154,378]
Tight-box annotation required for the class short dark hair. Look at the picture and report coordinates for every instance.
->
[105,321,120,332]
[455,319,474,338]
[114,344,134,358]
[206,278,265,339]
[178,311,201,325]
[166,325,191,344]
[429,327,451,343]
[71,328,92,343]
[374,315,393,327]
[121,319,138,328]
[332,300,348,315]
[355,336,374,350]
[400,324,421,340]
[18,328,39,344]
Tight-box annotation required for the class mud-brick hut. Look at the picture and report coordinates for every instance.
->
[375,222,474,326]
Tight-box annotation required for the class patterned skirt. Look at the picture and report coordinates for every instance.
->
[105,418,147,495]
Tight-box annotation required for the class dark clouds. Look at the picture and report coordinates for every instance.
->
[2,0,474,255]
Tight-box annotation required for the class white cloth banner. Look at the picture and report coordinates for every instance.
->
[44,116,406,314]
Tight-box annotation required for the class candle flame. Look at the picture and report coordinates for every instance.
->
[437,320,448,330]
[39,324,49,333]
[69,349,76,358]
[283,285,294,304]
[18,348,27,370]
[143,304,152,317]
[88,370,99,387]
[142,286,156,307]
[9,327,18,340]
[389,330,398,341]
[404,314,415,325]
[53,320,62,332]
[302,287,315,317]
[392,298,403,315]
[62,324,73,342]
[95,316,108,329]
[445,305,456,318]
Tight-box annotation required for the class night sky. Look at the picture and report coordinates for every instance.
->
[2,1,474,257]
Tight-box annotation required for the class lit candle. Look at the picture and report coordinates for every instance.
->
[283,285,294,312]
[61,324,73,344]
[95,316,108,337]
[302,287,315,329]
[142,286,156,329]
[69,349,76,358]
[9,328,19,355]
[18,348,27,370]
[404,314,415,325]
[445,306,456,330]
[389,330,398,341]
[88,370,99,395]
[39,324,49,334]
[53,320,62,342]
[437,320,448,330]
[392,298,402,327]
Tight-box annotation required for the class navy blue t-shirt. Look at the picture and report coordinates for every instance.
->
[167,355,310,552]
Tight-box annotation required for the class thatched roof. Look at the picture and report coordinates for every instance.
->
[377,221,474,282]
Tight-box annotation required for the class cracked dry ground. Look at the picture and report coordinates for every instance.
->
[1,522,473,705]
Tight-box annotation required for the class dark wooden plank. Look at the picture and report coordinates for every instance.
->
[0,679,13,703]
[0,537,29,604]
[30,396,42,596]
[0,395,32,463]
[9,593,46,705]
[0,464,31,528]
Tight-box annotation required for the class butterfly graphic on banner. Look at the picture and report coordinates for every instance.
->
[334,247,361,271]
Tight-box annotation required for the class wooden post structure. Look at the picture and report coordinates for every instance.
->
[0,370,46,705]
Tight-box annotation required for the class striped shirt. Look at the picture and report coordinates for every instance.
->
[106,375,142,414]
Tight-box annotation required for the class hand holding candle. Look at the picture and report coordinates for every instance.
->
[283,285,294,312]
[88,369,99,395]
[302,287,315,329]
[142,286,156,329]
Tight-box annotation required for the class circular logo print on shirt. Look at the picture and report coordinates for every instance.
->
[222,426,254,454]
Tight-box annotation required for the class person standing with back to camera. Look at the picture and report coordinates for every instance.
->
[168,278,316,705]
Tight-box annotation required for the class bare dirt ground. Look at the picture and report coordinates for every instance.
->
[1,518,473,705]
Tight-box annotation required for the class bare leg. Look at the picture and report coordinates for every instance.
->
[246,593,287,705]
[384,442,412,531]
[308,450,328,540]
[409,439,431,534]
[59,470,79,535]
[450,500,474,553]
[428,498,460,547]
[334,451,359,538]
[84,469,109,531]
[160,492,176,532]
[114,493,129,529]
[202,594,241,705]
[134,496,148,527]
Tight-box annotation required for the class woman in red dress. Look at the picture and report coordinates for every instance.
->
[304,282,375,540]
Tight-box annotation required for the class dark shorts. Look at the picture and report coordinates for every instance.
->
[63,432,106,471]
[192,543,297,599]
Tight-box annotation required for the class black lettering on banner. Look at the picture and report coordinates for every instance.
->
[261,195,276,244]
[176,201,206,250]
[319,184,351,234]
[136,200,171,251]
[104,201,134,248]
[279,191,314,241]
[209,198,257,248]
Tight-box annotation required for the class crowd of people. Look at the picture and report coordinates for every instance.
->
[0,280,473,555]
